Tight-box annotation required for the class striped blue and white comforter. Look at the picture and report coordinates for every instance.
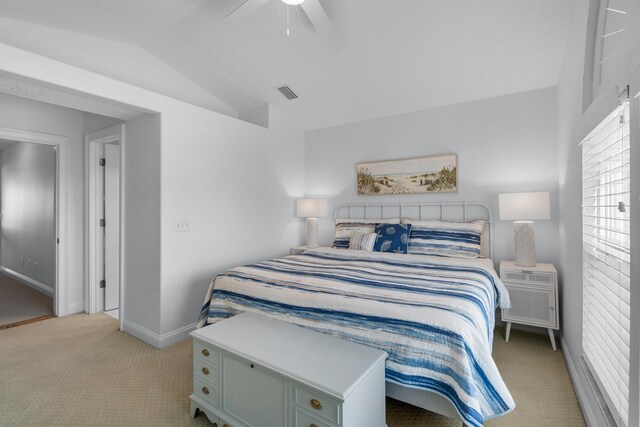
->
[197,248,514,426]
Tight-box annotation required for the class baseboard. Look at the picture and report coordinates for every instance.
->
[122,319,197,349]
[67,302,84,315]
[160,322,197,348]
[122,319,162,348]
[560,336,600,427]
[0,266,53,296]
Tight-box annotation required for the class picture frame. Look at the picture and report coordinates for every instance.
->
[356,154,458,195]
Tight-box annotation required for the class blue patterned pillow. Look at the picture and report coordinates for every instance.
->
[373,223,412,254]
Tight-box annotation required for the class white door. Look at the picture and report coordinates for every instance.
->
[86,124,123,317]
[103,143,120,311]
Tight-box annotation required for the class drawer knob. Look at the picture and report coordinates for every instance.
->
[202,349,209,357]
[202,367,209,375]
[310,399,322,410]
[223,425,230,427]
[202,386,209,395]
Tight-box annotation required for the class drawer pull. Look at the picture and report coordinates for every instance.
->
[202,349,210,357]
[202,367,209,375]
[310,424,319,427]
[202,386,210,395]
[223,424,230,427]
[309,399,322,410]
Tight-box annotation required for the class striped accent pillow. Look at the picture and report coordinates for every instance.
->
[349,232,377,251]
[332,218,400,249]
[404,219,485,258]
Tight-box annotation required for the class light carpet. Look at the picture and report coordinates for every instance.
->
[0,314,585,426]
[0,272,53,328]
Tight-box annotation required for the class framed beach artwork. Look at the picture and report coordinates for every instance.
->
[356,154,458,195]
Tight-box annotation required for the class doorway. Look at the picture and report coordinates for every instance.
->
[0,140,56,328]
[86,125,123,322]
[0,127,69,318]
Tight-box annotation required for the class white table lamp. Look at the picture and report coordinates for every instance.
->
[296,198,328,249]
[499,192,550,267]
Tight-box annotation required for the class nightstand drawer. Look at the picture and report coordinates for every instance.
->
[502,269,555,287]
[194,340,220,364]
[294,385,340,424]
[502,283,558,328]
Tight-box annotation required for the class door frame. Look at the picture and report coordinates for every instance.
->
[85,124,125,330]
[0,126,69,317]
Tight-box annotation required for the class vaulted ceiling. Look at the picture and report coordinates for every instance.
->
[0,0,574,130]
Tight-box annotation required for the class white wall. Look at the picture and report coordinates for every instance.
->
[0,142,56,289]
[0,93,86,312]
[84,112,123,134]
[122,113,162,336]
[160,121,305,337]
[305,86,560,267]
[0,43,307,346]
[557,2,640,426]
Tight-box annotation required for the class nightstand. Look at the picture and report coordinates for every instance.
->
[500,261,559,351]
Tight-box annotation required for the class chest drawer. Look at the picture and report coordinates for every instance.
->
[194,357,219,385]
[294,408,337,427]
[194,340,220,364]
[294,385,341,424]
[193,375,219,409]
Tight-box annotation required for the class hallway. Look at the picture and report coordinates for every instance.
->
[0,272,53,329]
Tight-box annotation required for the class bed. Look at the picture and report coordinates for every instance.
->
[197,202,515,426]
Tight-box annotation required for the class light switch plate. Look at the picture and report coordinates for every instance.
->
[173,219,191,232]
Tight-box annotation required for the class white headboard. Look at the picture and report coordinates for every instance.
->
[334,201,494,259]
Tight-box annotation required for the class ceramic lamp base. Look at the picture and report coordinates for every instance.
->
[514,221,536,267]
[306,218,319,249]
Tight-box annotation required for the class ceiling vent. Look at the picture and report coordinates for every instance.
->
[276,85,299,100]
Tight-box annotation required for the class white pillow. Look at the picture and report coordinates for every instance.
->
[332,218,399,249]
[349,232,377,251]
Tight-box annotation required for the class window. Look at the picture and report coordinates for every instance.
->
[582,99,631,427]
[583,0,627,111]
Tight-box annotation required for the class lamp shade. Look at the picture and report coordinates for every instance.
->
[499,192,550,220]
[296,198,328,218]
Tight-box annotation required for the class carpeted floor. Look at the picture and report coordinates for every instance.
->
[0,272,53,328]
[0,314,585,426]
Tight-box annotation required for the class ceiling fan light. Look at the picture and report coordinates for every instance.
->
[282,0,304,5]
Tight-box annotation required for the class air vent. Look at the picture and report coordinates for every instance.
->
[276,85,299,100]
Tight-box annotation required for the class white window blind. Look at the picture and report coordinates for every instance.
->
[582,100,631,427]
